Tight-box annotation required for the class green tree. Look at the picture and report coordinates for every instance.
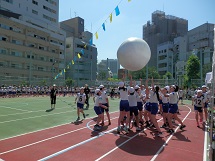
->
[65,78,73,87]
[185,54,200,85]
[163,71,172,79]
[148,66,160,79]
[129,66,160,79]
[98,71,106,80]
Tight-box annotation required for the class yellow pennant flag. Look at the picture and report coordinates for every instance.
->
[60,71,62,75]
[67,65,69,69]
[95,32,98,39]
[78,53,81,59]
[84,44,87,49]
[64,69,66,73]
[109,13,112,23]
[72,60,74,65]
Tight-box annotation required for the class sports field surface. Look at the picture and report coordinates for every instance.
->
[0,96,205,161]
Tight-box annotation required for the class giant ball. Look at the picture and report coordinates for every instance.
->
[117,37,151,71]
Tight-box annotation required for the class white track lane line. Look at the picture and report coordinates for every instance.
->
[0,114,120,155]
[38,127,118,161]
[203,123,208,161]
[0,110,119,141]
[0,105,30,112]
[150,105,191,161]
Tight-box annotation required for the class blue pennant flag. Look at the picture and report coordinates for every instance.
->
[81,49,85,55]
[115,6,120,16]
[102,23,106,31]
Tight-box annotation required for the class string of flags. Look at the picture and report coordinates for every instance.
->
[54,0,132,80]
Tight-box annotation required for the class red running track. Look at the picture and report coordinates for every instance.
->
[0,105,205,161]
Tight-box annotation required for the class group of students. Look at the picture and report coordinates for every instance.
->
[73,77,211,136]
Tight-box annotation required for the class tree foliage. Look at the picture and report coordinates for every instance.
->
[65,78,73,87]
[129,66,160,79]
[185,54,200,82]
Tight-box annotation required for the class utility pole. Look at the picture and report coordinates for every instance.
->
[29,51,32,86]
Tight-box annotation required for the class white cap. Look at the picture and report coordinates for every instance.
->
[171,85,176,89]
[134,85,140,89]
[129,87,135,93]
[118,82,124,87]
[99,85,104,89]
[164,86,169,91]
[95,89,100,94]
[197,90,202,93]
[53,84,56,87]
[80,87,84,90]
[202,85,207,88]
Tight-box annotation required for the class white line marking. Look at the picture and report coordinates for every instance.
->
[0,105,30,112]
[95,118,163,161]
[0,110,119,141]
[0,110,75,124]
[150,105,191,161]
[0,106,70,117]
[38,127,118,161]
[203,124,208,161]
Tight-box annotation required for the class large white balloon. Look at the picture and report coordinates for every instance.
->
[117,37,151,71]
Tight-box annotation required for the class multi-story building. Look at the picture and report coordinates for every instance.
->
[60,17,97,86]
[143,10,188,67]
[0,0,59,26]
[0,0,66,85]
[99,59,120,77]
[157,41,174,76]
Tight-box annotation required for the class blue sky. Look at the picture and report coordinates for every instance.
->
[59,0,215,62]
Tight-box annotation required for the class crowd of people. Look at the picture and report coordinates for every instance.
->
[1,79,212,137]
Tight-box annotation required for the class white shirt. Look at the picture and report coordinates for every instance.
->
[128,94,137,106]
[149,90,159,103]
[76,93,86,104]
[118,87,128,100]
[161,93,169,103]
[193,95,204,107]
[169,92,179,104]
[101,90,108,103]
[94,95,103,106]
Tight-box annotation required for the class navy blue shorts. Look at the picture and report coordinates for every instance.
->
[150,103,158,115]
[137,102,143,111]
[94,106,103,115]
[168,104,178,114]
[101,103,109,112]
[77,103,84,109]
[130,106,139,116]
[144,102,151,112]
[119,100,129,112]
[162,103,169,113]
[194,105,203,113]
[159,100,163,104]
[179,97,183,100]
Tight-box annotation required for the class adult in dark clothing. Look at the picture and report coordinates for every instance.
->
[84,84,90,109]
[50,84,57,109]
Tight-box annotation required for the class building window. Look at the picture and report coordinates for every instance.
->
[38,67,44,71]
[32,0,38,5]
[32,10,38,15]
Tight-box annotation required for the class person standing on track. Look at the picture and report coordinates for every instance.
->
[74,87,86,121]
[162,85,186,134]
[84,84,90,109]
[160,86,170,128]
[201,85,209,124]
[192,90,204,128]
[50,84,57,109]
[99,85,111,126]
[93,89,108,130]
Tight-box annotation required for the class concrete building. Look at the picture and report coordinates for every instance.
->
[0,0,66,85]
[0,0,59,26]
[99,59,120,77]
[60,17,98,86]
[157,41,174,76]
[143,10,188,67]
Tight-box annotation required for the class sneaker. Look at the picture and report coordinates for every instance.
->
[157,132,163,137]
[133,121,137,127]
[94,124,101,130]
[139,121,144,126]
[180,125,186,130]
[108,121,111,125]
[197,123,200,128]
[167,129,174,134]
[123,126,129,133]
[83,113,86,119]
[136,127,141,131]
[160,124,167,128]
[76,117,80,121]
